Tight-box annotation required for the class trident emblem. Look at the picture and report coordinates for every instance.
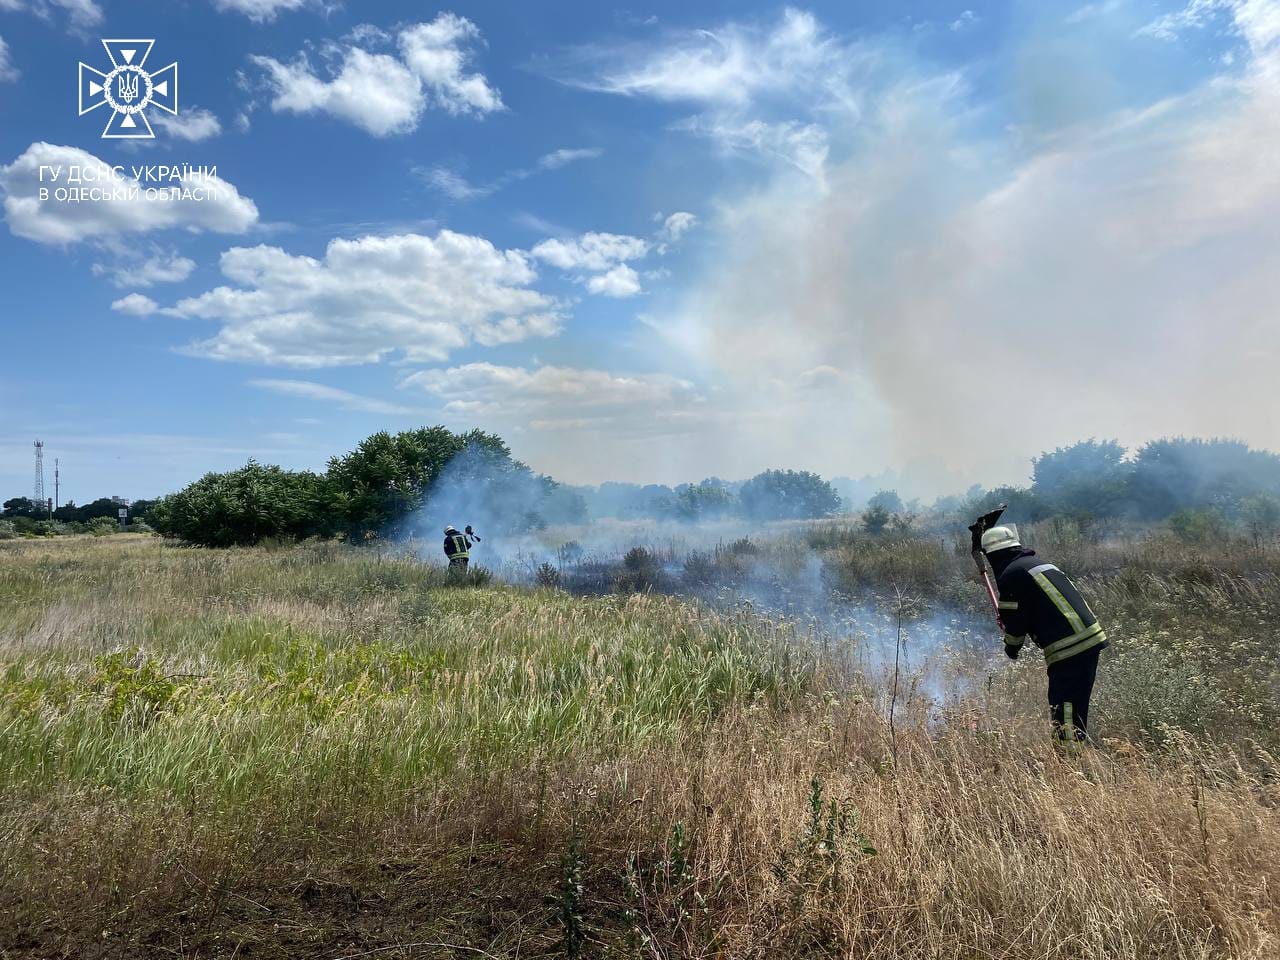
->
[118,71,140,104]
[78,40,178,140]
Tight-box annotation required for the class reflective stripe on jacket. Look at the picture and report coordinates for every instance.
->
[994,550,1107,667]
[443,533,470,560]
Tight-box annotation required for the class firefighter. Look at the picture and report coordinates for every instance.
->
[443,525,472,571]
[981,525,1108,747]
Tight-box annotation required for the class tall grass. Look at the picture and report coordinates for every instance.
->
[1,536,1277,958]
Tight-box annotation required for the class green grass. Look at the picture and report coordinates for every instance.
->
[2,535,1279,959]
[0,538,811,817]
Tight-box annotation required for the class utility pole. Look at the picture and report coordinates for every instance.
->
[34,440,47,517]
[54,459,60,511]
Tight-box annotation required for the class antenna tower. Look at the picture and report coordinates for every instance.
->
[33,440,45,507]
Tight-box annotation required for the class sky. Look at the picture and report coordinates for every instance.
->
[1,0,1278,505]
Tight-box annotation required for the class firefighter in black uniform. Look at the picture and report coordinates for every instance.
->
[443,526,472,571]
[981,525,1108,747]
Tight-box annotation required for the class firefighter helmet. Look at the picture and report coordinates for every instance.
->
[981,525,1021,554]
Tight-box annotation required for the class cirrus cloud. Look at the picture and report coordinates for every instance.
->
[0,36,17,82]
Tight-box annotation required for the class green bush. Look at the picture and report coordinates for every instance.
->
[862,505,890,536]
[88,516,118,537]
[1168,508,1220,544]
[149,460,335,548]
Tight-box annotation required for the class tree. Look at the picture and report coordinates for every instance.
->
[77,498,126,522]
[1241,494,1280,548]
[737,470,842,521]
[961,485,1050,527]
[148,461,334,547]
[540,481,589,525]
[668,483,736,521]
[1129,437,1280,520]
[1031,439,1131,518]
[130,499,159,521]
[867,489,904,515]
[3,497,42,519]
[325,427,511,537]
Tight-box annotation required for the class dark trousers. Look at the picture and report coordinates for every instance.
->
[448,557,469,571]
[1046,647,1101,743]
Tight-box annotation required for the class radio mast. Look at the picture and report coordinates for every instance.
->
[33,440,45,508]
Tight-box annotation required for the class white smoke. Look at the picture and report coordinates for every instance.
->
[562,3,1280,492]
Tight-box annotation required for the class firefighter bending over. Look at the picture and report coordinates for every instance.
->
[443,526,472,571]
[981,525,1108,747]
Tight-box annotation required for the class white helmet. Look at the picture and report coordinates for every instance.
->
[981,524,1021,554]
[444,526,458,534]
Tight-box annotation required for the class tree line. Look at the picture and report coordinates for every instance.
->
[5,434,1278,547]
[942,437,1280,543]
[141,427,588,548]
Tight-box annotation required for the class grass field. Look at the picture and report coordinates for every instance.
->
[2,534,1278,958]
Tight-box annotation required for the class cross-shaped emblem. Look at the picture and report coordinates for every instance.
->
[79,40,178,140]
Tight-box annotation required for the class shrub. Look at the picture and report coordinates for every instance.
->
[1168,508,1220,544]
[149,461,335,548]
[0,520,15,540]
[616,546,662,593]
[88,516,118,537]
[536,562,562,589]
[861,505,890,536]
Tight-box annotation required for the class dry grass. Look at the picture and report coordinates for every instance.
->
[1,536,1277,958]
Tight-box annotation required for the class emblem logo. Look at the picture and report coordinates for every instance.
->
[79,40,178,139]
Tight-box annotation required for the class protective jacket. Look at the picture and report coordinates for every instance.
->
[443,531,471,561]
[990,548,1107,667]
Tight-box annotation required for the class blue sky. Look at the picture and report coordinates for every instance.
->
[1,0,1277,505]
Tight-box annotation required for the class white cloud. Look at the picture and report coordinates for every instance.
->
[658,211,698,242]
[249,378,417,415]
[1136,0,1230,41]
[417,165,491,201]
[0,0,101,29]
[568,9,866,182]
[530,232,651,271]
[401,362,698,424]
[398,13,504,116]
[680,116,830,182]
[95,250,196,288]
[152,107,222,142]
[579,8,836,106]
[586,263,643,297]
[538,147,604,170]
[0,142,259,245]
[251,49,424,137]
[111,293,159,316]
[951,10,978,32]
[1138,0,1280,56]
[213,0,309,21]
[166,230,562,367]
[0,36,16,82]
[420,147,603,202]
[530,231,652,296]
[252,13,502,136]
